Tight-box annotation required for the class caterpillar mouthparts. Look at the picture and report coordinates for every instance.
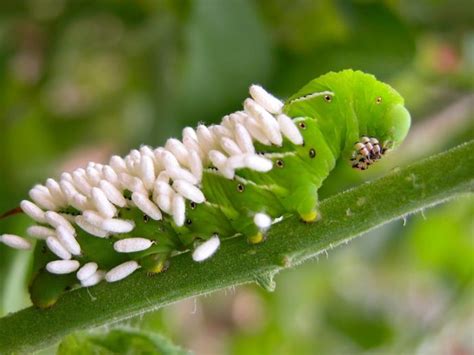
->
[350,136,388,170]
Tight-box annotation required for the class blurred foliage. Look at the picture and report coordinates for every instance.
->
[0,0,472,354]
[57,328,190,355]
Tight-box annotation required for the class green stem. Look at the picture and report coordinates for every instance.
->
[1,141,473,353]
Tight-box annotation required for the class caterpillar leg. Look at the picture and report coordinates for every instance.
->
[231,212,272,245]
[299,209,320,223]
[248,231,265,244]
[29,269,76,308]
[248,212,273,244]
[294,185,320,223]
[139,252,170,274]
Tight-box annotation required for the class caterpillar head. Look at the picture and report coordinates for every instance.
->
[283,70,411,171]
[350,73,411,170]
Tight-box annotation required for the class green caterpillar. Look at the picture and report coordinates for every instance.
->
[0,70,410,308]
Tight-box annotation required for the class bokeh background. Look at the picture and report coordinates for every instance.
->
[0,0,473,354]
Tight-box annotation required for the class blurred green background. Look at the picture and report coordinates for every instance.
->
[0,0,473,354]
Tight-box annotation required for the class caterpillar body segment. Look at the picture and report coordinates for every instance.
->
[0,70,411,307]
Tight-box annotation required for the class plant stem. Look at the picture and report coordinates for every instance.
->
[1,141,473,353]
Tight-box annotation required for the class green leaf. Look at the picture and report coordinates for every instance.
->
[0,141,472,353]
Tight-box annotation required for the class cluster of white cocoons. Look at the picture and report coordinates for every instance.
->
[1,85,303,284]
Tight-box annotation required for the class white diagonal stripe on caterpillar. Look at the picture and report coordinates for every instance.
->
[288,90,335,104]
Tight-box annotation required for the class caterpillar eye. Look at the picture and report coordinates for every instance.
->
[324,94,332,102]
[237,183,245,192]
[276,159,284,168]
[376,97,382,104]
[298,122,306,129]
[309,148,316,158]
[143,215,150,223]
[186,219,192,225]
[190,202,197,209]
